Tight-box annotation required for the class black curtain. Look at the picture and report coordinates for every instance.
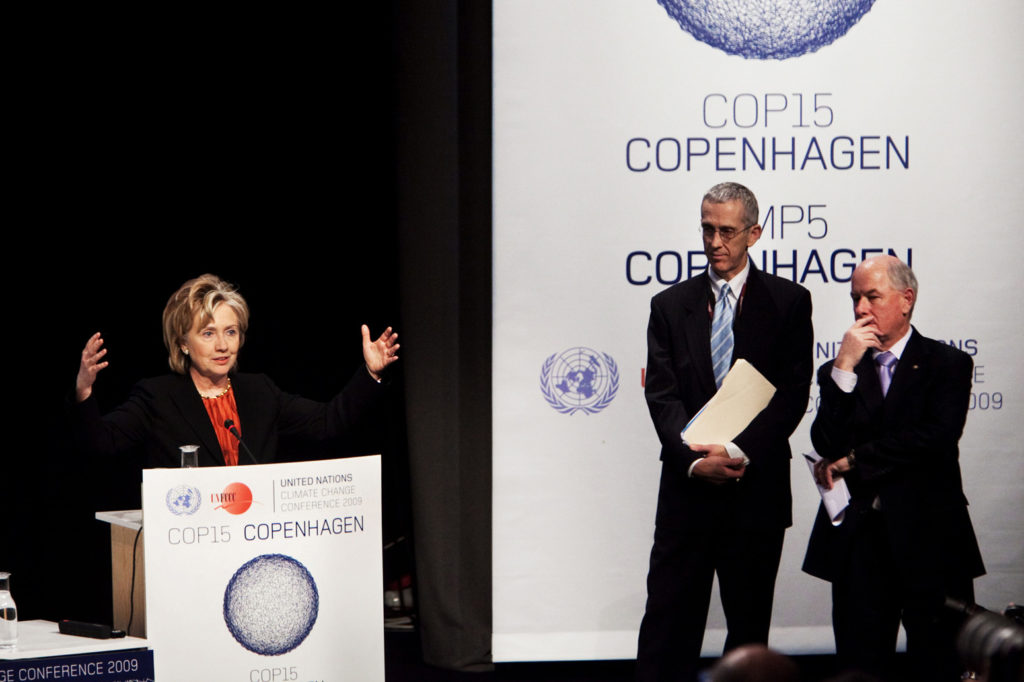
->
[395,0,494,671]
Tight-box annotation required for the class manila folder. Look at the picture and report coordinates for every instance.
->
[681,359,776,444]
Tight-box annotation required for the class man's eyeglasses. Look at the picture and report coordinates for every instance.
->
[700,225,753,242]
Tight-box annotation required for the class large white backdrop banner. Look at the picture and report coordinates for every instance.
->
[493,0,1024,662]
[143,456,383,680]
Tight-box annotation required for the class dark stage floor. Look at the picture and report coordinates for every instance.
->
[384,630,859,681]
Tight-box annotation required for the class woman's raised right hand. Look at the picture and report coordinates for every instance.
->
[76,332,109,402]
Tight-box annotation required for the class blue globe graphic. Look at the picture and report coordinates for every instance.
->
[223,554,319,656]
[657,0,877,59]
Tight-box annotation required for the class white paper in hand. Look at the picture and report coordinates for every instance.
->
[803,451,851,525]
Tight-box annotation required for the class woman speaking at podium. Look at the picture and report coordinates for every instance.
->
[70,273,399,468]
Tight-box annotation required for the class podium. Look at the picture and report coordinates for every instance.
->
[95,510,146,638]
[101,455,385,680]
[0,620,153,681]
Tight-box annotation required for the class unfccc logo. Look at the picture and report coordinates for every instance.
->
[657,0,877,59]
[213,482,254,515]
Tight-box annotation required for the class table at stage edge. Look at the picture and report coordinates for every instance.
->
[0,620,153,681]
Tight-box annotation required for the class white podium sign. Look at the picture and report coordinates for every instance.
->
[142,456,383,681]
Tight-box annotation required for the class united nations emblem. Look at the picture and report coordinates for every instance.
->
[540,347,619,415]
[165,484,201,516]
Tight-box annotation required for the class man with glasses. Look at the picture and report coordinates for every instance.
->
[637,182,813,681]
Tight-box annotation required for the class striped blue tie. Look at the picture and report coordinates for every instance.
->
[711,283,734,389]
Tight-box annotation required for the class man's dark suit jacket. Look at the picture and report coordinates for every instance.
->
[72,369,386,468]
[645,265,813,531]
[803,329,985,584]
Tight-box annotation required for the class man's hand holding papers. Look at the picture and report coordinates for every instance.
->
[804,452,851,525]
[688,443,746,483]
[681,360,776,484]
[812,455,852,490]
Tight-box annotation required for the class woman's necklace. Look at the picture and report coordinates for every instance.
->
[198,378,232,399]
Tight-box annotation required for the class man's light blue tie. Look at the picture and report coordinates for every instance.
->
[876,351,896,397]
[711,283,734,388]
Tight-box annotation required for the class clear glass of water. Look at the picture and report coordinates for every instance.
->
[180,444,200,468]
[0,571,17,650]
